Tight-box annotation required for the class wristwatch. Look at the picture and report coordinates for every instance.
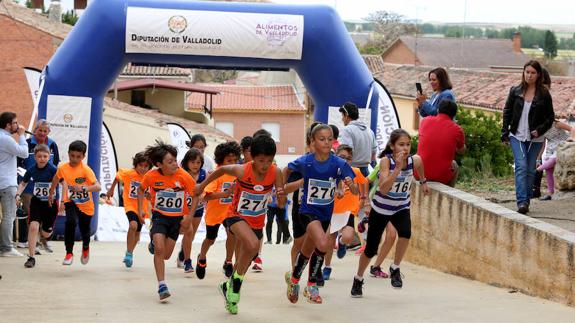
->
[419,179,427,184]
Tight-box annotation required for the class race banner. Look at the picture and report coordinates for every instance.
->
[100,122,119,204]
[126,7,304,60]
[167,122,192,164]
[46,95,92,162]
[373,79,401,154]
[22,67,45,132]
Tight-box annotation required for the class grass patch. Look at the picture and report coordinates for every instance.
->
[457,175,515,193]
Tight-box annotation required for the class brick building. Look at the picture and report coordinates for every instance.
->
[0,0,71,124]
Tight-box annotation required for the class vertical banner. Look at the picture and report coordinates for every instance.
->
[373,79,401,154]
[23,67,45,132]
[167,122,192,164]
[46,95,92,163]
[100,122,119,204]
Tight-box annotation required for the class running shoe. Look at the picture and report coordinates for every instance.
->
[336,238,347,259]
[351,277,364,298]
[390,266,403,288]
[148,241,155,255]
[358,217,368,233]
[370,265,389,278]
[158,284,171,301]
[196,256,207,279]
[322,266,332,281]
[24,256,35,268]
[177,249,185,268]
[283,236,293,244]
[62,253,73,265]
[223,261,234,278]
[303,285,322,304]
[40,237,53,253]
[81,248,90,265]
[16,242,28,249]
[252,256,263,272]
[219,280,238,314]
[285,271,300,304]
[184,259,194,273]
[123,252,133,268]
[354,245,366,255]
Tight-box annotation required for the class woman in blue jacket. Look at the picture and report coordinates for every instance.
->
[415,67,456,117]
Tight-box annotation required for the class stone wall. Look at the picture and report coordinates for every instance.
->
[406,182,575,306]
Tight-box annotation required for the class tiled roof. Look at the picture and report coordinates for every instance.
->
[187,84,305,113]
[378,63,575,118]
[104,97,233,142]
[111,79,220,94]
[388,36,529,69]
[362,55,385,75]
[0,0,71,39]
[121,64,192,78]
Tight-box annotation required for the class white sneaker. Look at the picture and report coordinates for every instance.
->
[40,238,53,253]
[1,248,24,257]
[16,242,28,249]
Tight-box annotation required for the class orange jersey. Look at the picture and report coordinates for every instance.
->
[333,167,367,215]
[140,168,196,217]
[116,168,150,218]
[229,162,277,229]
[56,162,97,216]
[204,171,236,226]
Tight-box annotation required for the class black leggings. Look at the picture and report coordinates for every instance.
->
[265,207,290,243]
[364,208,411,259]
[64,202,93,254]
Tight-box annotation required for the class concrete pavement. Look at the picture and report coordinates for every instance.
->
[0,241,573,322]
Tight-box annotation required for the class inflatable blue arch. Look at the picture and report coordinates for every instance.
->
[38,0,400,237]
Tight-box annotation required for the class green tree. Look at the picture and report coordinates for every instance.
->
[62,10,79,26]
[543,30,558,58]
[359,11,418,55]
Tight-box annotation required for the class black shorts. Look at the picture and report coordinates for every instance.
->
[28,197,58,233]
[346,214,355,228]
[364,208,411,258]
[206,223,221,240]
[223,216,263,240]
[126,211,143,232]
[194,207,204,218]
[150,211,183,241]
[293,213,330,239]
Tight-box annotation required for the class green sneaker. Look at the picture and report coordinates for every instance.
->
[219,281,238,314]
[227,279,241,304]
[285,271,300,304]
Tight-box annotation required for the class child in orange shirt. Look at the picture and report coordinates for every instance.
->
[48,140,101,266]
[107,152,151,268]
[194,135,285,314]
[321,145,368,282]
[138,141,197,301]
[195,141,241,280]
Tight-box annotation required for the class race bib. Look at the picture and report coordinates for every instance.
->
[237,191,268,216]
[307,178,336,205]
[154,190,185,214]
[388,175,412,199]
[33,182,51,201]
[220,182,233,204]
[129,181,141,199]
[68,188,90,204]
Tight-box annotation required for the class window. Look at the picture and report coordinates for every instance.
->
[215,122,234,137]
[261,122,280,142]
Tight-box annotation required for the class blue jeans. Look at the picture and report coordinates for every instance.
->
[509,137,543,206]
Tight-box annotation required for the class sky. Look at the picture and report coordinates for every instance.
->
[51,0,575,26]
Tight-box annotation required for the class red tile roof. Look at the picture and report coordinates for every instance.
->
[378,63,575,118]
[110,79,220,94]
[187,84,305,113]
[121,64,192,78]
[0,0,71,39]
[386,36,529,69]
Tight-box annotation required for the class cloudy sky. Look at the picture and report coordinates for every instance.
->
[52,0,575,25]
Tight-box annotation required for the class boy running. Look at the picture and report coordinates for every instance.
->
[48,140,101,266]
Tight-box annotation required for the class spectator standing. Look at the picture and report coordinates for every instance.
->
[16,119,60,248]
[0,112,28,257]
[417,100,465,187]
[415,67,456,118]
[338,102,377,177]
[501,60,555,214]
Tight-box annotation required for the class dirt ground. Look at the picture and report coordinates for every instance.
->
[462,178,575,232]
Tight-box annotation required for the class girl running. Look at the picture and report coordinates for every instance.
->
[351,129,429,297]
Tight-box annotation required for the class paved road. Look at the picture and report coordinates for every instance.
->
[1,242,573,322]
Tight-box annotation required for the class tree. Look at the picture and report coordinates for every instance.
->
[359,11,418,55]
[543,30,558,59]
